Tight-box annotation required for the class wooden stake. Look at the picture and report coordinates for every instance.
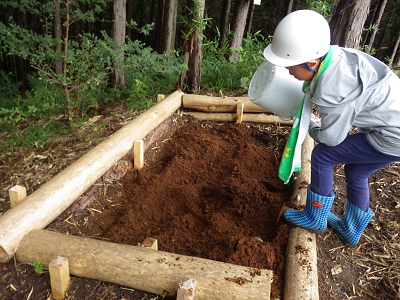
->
[9,185,27,208]
[236,103,244,124]
[134,140,144,170]
[177,277,196,300]
[49,256,70,300]
[140,237,158,250]
[157,94,165,102]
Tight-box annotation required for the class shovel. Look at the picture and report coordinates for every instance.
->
[276,195,301,223]
[276,203,290,223]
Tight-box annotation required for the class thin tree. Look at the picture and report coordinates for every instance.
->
[366,0,388,53]
[160,0,179,55]
[54,0,62,75]
[126,0,132,39]
[15,8,27,92]
[246,3,255,38]
[330,0,371,49]
[113,0,127,90]
[177,0,206,92]
[219,0,232,49]
[287,0,294,14]
[228,0,251,60]
[388,34,400,68]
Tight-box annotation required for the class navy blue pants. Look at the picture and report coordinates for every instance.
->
[309,133,400,212]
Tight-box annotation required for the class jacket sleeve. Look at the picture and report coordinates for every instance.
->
[309,104,356,146]
[308,118,321,143]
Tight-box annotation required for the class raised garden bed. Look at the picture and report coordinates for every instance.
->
[0,92,318,299]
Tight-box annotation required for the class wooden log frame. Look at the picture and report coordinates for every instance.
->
[284,135,319,300]
[16,230,272,300]
[0,92,318,299]
[182,94,268,113]
[184,112,293,126]
[0,90,183,263]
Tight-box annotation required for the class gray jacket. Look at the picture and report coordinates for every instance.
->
[309,45,400,156]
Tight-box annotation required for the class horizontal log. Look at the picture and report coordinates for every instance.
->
[0,91,183,263]
[184,112,293,126]
[16,230,272,300]
[182,94,269,113]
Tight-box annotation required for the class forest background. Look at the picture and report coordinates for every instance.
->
[1,0,400,153]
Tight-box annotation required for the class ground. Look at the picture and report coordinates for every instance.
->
[0,92,399,300]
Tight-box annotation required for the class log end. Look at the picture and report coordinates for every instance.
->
[0,245,12,263]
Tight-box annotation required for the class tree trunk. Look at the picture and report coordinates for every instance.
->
[177,0,206,92]
[388,34,400,68]
[246,4,255,38]
[160,0,179,55]
[156,0,166,53]
[287,0,294,14]
[330,0,371,49]
[228,0,251,60]
[362,0,378,46]
[366,0,388,53]
[219,0,232,50]
[63,0,73,129]
[15,8,27,92]
[54,0,63,75]
[126,0,132,40]
[113,0,127,90]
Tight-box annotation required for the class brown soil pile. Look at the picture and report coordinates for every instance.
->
[71,118,292,298]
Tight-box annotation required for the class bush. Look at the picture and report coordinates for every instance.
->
[201,31,269,90]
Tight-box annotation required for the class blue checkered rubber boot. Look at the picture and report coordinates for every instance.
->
[284,186,335,232]
[328,202,374,246]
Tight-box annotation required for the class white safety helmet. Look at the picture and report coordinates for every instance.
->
[263,10,331,67]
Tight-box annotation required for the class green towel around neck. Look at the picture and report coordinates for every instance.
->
[278,46,334,183]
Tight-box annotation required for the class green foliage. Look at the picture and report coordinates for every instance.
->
[33,261,43,274]
[123,39,185,111]
[201,31,268,90]
[363,24,380,33]
[0,0,184,130]
[0,0,115,129]
[0,74,65,128]
[0,78,69,152]
[2,120,68,152]
[306,0,335,18]
[359,45,388,55]
[0,71,21,105]
[179,3,211,41]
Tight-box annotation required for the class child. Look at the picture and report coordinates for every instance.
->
[263,10,400,246]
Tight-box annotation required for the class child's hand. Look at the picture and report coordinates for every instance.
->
[310,117,321,127]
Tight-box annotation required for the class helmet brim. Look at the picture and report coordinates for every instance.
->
[263,45,308,67]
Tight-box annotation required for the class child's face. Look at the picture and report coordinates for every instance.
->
[285,59,320,81]
[285,64,315,81]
